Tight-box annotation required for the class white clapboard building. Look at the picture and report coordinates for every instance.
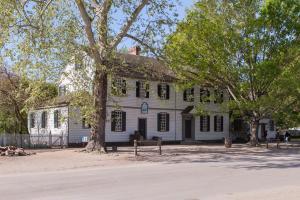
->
[28,47,231,145]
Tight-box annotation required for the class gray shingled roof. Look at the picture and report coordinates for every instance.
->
[112,53,176,82]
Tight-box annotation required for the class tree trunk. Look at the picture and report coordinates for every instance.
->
[249,119,259,146]
[85,67,108,152]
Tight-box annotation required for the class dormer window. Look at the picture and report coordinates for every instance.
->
[112,78,126,96]
[158,83,170,100]
[200,88,210,103]
[136,81,149,98]
[58,85,66,96]
[183,88,194,102]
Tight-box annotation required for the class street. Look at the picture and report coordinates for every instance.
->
[1,145,300,200]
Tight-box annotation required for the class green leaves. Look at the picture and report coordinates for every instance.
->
[166,0,300,127]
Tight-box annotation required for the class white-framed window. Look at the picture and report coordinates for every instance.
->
[214,90,224,104]
[214,115,224,132]
[158,83,170,100]
[58,85,66,96]
[183,88,194,102]
[112,78,126,96]
[111,110,126,132]
[200,115,210,132]
[30,113,36,128]
[158,112,169,132]
[200,88,210,103]
[82,118,91,129]
[136,81,149,98]
[54,110,61,128]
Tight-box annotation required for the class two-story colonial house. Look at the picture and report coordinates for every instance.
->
[28,47,230,145]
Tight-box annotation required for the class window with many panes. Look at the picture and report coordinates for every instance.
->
[82,118,91,129]
[54,110,61,128]
[58,85,66,96]
[158,83,170,100]
[200,115,210,132]
[214,115,224,132]
[41,111,47,128]
[111,111,126,132]
[200,88,210,103]
[183,88,194,102]
[214,90,224,103]
[136,81,149,98]
[112,78,126,96]
[157,112,169,132]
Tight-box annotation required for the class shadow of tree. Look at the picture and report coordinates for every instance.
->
[123,144,300,170]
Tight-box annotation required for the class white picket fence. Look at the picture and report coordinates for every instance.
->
[0,133,68,148]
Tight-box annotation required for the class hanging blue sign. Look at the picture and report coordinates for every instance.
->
[141,102,149,114]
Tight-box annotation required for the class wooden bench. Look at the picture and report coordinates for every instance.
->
[266,138,281,149]
[134,139,162,156]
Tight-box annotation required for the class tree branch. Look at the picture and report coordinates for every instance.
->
[124,33,165,59]
[110,0,149,49]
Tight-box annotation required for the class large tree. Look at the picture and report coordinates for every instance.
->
[3,0,178,151]
[0,67,57,134]
[166,0,300,144]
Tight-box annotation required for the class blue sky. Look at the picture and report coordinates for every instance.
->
[3,0,196,68]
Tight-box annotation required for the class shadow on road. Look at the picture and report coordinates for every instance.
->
[122,144,300,170]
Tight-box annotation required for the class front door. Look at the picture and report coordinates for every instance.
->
[185,119,192,139]
[138,118,147,139]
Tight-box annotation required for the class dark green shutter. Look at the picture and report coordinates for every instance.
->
[145,83,149,98]
[157,113,161,131]
[136,81,140,97]
[191,88,194,101]
[158,84,162,98]
[200,116,203,132]
[122,79,126,95]
[207,115,210,131]
[183,90,187,101]
[200,89,203,102]
[221,116,224,132]
[214,115,217,132]
[111,111,116,131]
[166,85,170,99]
[166,113,169,131]
[54,111,57,128]
[122,111,126,131]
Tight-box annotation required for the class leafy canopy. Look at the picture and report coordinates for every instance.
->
[166,0,300,128]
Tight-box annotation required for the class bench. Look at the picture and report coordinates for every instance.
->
[266,138,281,149]
[134,139,162,156]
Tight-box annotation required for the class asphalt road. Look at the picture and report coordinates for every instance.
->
[1,161,300,200]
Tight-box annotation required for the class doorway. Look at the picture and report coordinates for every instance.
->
[185,119,192,139]
[138,118,147,139]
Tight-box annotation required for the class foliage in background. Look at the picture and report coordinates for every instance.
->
[166,0,300,142]
[0,67,57,134]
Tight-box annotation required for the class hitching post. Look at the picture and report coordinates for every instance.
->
[158,139,162,155]
[134,140,137,156]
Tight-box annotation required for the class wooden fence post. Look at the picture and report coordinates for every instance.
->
[134,140,137,156]
[158,139,162,155]
[49,131,52,148]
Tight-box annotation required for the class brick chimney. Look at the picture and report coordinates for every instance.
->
[128,46,141,55]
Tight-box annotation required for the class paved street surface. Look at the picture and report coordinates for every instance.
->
[0,145,300,200]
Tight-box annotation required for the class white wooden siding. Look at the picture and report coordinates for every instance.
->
[28,106,68,137]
